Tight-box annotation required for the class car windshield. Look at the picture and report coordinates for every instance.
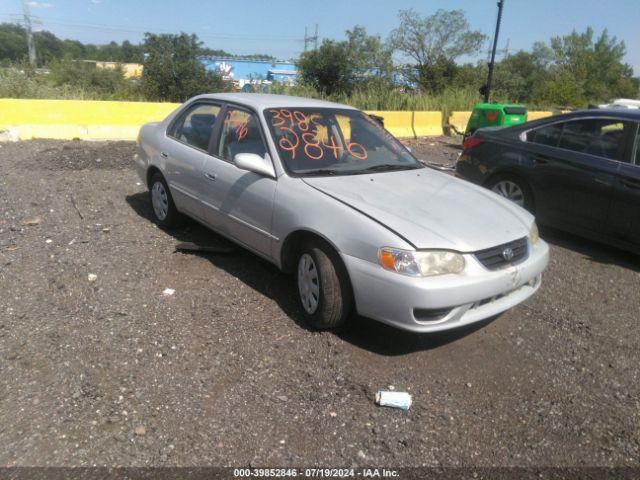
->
[263,107,422,175]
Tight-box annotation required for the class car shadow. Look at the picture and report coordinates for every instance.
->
[540,225,639,272]
[126,191,499,355]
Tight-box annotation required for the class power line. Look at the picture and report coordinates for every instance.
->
[1,13,302,41]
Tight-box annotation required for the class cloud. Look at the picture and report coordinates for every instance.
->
[89,0,101,4]
[28,1,53,7]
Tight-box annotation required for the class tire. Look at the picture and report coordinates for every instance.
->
[296,241,352,330]
[148,172,184,228]
[487,174,535,212]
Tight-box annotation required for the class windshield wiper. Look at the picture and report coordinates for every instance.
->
[358,164,422,173]
[299,169,341,176]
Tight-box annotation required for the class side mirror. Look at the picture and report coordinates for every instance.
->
[233,153,275,178]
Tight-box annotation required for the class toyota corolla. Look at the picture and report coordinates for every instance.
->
[135,93,549,332]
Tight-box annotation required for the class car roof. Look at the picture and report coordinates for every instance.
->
[191,93,359,111]
[547,108,640,122]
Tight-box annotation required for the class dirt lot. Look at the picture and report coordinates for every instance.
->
[0,138,638,468]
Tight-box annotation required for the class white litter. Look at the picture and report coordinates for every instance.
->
[375,391,412,411]
[45,239,53,244]
[162,288,175,296]
[88,273,98,282]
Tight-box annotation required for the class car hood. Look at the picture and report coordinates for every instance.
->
[302,168,532,252]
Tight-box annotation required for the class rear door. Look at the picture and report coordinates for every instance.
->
[608,122,640,246]
[524,118,633,234]
[164,102,222,219]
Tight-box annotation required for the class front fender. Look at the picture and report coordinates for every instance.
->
[271,176,413,269]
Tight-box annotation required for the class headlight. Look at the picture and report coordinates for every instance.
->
[529,222,539,245]
[378,248,465,277]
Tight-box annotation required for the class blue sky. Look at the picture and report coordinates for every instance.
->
[1,0,638,72]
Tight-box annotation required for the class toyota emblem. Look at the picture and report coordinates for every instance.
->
[502,247,515,261]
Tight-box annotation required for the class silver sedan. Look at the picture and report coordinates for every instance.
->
[136,93,549,332]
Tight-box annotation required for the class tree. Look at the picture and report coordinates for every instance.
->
[297,26,393,95]
[345,26,393,85]
[0,23,28,63]
[541,28,638,105]
[297,40,353,95]
[49,57,129,96]
[140,32,226,102]
[389,9,486,92]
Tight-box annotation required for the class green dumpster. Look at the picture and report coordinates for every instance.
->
[464,103,527,138]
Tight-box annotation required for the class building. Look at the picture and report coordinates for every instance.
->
[202,58,297,89]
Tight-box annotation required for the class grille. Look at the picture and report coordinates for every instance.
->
[474,237,528,270]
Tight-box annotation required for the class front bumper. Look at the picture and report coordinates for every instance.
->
[342,239,549,333]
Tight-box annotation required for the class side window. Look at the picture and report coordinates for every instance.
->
[526,123,563,147]
[218,108,267,161]
[169,103,221,151]
[558,119,629,161]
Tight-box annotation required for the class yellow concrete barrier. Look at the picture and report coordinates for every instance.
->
[0,99,179,140]
[526,111,554,121]
[412,111,443,137]
[366,110,414,138]
[449,111,472,133]
[0,99,446,140]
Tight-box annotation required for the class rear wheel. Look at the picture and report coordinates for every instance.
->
[487,174,534,211]
[149,172,183,228]
[296,241,352,330]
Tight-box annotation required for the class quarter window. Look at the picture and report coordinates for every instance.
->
[169,103,221,151]
[217,108,267,161]
[526,123,563,147]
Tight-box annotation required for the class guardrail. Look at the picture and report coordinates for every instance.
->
[0,99,558,141]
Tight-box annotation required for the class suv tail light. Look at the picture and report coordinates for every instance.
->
[462,136,484,151]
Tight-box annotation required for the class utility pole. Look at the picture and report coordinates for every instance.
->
[22,0,37,66]
[303,24,318,52]
[482,0,504,103]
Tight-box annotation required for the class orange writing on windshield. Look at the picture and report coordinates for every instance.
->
[268,109,368,161]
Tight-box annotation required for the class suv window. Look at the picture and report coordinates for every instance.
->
[528,118,631,162]
[170,103,221,151]
[218,108,267,161]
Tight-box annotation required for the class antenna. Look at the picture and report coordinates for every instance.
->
[22,0,37,66]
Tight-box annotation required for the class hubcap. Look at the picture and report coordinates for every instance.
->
[297,253,320,314]
[492,180,525,207]
[151,181,169,220]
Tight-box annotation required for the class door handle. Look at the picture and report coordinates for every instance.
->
[204,172,217,181]
[160,151,168,158]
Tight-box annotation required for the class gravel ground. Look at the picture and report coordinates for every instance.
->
[0,138,638,468]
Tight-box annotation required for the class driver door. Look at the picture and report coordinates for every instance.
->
[200,106,277,257]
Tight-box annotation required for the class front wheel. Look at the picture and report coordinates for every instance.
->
[296,242,352,330]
